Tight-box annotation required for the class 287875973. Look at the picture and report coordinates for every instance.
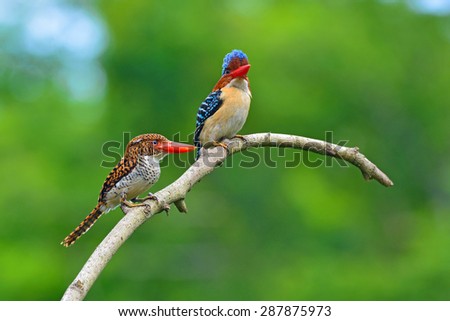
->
[259,305,331,317]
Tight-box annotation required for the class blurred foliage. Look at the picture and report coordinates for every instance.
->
[0,0,449,300]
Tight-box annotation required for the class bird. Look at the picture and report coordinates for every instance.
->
[194,49,252,159]
[61,133,195,247]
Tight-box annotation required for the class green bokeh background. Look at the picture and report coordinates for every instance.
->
[1,0,449,300]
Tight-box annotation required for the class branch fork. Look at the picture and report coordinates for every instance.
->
[61,132,393,301]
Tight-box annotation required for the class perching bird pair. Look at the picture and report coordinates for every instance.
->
[62,49,252,247]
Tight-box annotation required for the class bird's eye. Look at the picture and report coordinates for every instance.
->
[224,69,230,75]
[152,140,158,145]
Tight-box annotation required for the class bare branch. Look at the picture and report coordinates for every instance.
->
[61,132,393,300]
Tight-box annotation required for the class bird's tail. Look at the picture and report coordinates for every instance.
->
[61,203,104,247]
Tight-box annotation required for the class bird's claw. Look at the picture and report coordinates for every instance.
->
[121,199,148,208]
[203,140,230,155]
[142,193,168,215]
[120,200,145,215]
[232,134,247,142]
[203,140,228,149]
[120,193,152,214]
[131,192,158,203]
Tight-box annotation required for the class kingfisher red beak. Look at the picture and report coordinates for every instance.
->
[229,64,251,79]
[156,141,195,153]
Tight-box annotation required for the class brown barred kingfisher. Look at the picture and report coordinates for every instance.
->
[61,134,195,247]
[194,49,252,158]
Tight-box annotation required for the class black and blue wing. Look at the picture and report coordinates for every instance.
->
[194,89,223,149]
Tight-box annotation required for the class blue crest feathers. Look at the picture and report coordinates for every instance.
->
[222,49,248,75]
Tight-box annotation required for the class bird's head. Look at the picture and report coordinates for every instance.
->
[126,134,195,161]
[213,49,251,91]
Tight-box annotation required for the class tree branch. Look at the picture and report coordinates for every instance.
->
[61,132,393,300]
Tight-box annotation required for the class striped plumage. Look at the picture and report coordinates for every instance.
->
[61,134,194,247]
[194,90,223,154]
[194,50,252,158]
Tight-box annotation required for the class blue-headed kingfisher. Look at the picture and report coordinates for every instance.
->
[194,49,252,158]
[61,134,195,247]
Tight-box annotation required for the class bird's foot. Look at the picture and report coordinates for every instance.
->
[121,193,168,215]
[121,199,148,208]
[203,140,228,150]
[143,194,169,215]
[131,193,158,203]
[232,134,247,142]
[203,141,230,157]
[120,193,150,214]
